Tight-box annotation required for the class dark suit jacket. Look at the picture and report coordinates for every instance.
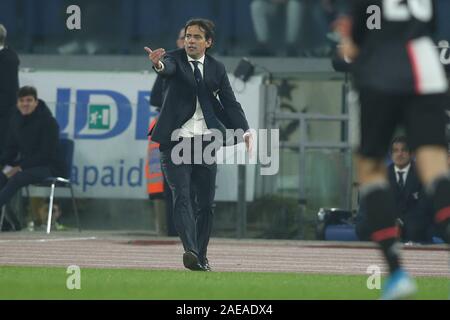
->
[387,162,423,220]
[0,99,65,176]
[388,162,435,241]
[148,49,249,146]
[356,162,434,242]
[0,47,19,116]
[150,75,165,109]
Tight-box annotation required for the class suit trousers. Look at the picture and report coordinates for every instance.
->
[160,136,217,263]
[0,167,53,209]
[1,167,53,229]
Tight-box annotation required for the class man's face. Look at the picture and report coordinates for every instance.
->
[184,25,211,59]
[176,28,185,49]
[391,142,411,169]
[17,96,38,116]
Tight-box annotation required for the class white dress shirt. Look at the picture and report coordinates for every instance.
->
[155,54,211,138]
[394,163,411,184]
[179,54,211,138]
[0,45,4,51]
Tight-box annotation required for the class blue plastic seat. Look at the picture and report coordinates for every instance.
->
[325,224,359,241]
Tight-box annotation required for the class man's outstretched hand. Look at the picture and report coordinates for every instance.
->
[144,46,166,68]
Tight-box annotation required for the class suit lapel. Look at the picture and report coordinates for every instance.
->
[403,165,417,195]
[180,52,216,92]
[203,55,216,92]
[388,165,398,189]
[180,53,196,88]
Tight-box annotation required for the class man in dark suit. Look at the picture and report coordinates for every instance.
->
[356,136,434,242]
[387,136,433,242]
[0,24,20,154]
[144,19,252,271]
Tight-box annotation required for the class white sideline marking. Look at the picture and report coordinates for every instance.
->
[0,237,97,243]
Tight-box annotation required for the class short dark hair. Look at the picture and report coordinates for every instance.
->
[18,86,38,100]
[391,136,410,152]
[184,18,215,49]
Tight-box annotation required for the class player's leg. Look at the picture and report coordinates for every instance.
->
[406,94,450,243]
[358,89,402,272]
[358,89,417,299]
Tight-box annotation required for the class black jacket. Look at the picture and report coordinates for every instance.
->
[0,47,20,117]
[387,162,435,241]
[0,100,65,176]
[148,49,249,146]
[387,162,424,220]
[356,162,434,242]
[150,75,165,110]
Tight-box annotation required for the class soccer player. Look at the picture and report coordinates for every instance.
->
[336,0,450,299]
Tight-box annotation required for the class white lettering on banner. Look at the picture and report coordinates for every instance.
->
[18,71,263,201]
[71,159,144,192]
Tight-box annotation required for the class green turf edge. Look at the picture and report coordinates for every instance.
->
[0,266,448,300]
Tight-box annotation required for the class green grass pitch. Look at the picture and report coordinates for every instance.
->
[0,266,448,300]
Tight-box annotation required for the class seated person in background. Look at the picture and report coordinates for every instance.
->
[356,136,434,243]
[0,86,64,229]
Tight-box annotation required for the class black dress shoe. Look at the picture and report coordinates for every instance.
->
[183,251,205,271]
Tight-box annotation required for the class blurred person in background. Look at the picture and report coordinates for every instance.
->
[59,0,121,54]
[250,0,304,56]
[0,24,19,154]
[250,0,345,57]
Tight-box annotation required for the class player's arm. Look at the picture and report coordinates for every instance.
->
[349,0,368,48]
[334,0,366,61]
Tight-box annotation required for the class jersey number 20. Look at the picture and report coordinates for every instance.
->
[384,0,432,22]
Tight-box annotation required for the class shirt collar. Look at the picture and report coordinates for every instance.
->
[0,45,4,51]
[187,54,205,65]
[395,163,411,176]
